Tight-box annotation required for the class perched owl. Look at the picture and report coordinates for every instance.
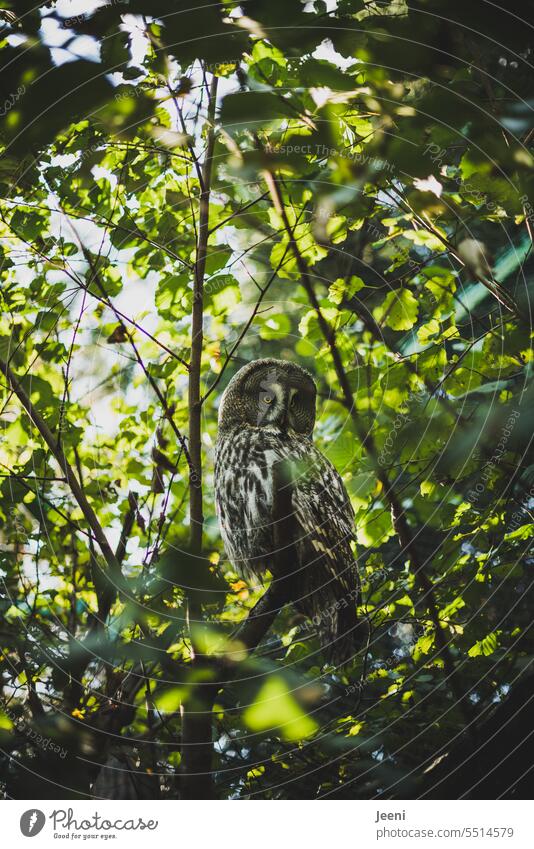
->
[214,358,363,665]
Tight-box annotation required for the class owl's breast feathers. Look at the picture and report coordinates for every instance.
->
[214,423,358,592]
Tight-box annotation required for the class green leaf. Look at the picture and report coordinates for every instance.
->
[356,508,394,547]
[243,676,318,742]
[153,687,185,713]
[328,276,365,305]
[259,314,291,340]
[468,632,499,657]
[373,289,419,331]
[155,274,188,318]
[220,92,297,130]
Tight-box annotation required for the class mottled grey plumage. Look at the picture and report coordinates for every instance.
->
[214,358,362,665]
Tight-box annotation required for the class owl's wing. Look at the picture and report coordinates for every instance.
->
[270,441,362,665]
[276,443,367,665]
[290,446,357,595]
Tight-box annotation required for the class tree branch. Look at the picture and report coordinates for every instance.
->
[262,167,474,728]
[180,74,219,800]
[0,356,121,580]
[188,74,218,558]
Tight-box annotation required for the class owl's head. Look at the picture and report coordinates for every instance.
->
[218,358,317,436]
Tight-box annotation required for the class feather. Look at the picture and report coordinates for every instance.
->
[215,420,365,665]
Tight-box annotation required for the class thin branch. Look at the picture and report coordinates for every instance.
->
[188,75,218,557]
[180,73,219,801]
[115,493,139,567]
[207,191,270,235]
[201,245,292,404]
[0,357,122,579]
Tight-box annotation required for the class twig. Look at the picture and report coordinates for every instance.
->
[201,240,294,404]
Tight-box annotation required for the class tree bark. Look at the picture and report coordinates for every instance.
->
[188,75,218,558]
[180,75,219,798]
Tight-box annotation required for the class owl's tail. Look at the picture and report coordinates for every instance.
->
[323,605,369,667]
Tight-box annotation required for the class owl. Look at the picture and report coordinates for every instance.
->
[214,358,363,666]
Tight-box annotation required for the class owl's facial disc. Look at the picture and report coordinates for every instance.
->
[256,370,285,426]
[286,382,316,434]
[217,358,317,436]
[255,367,315,434]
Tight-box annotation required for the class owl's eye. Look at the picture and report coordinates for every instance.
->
[262,394,274,404]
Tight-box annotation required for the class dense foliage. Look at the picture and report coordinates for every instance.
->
[0,0,532,799]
